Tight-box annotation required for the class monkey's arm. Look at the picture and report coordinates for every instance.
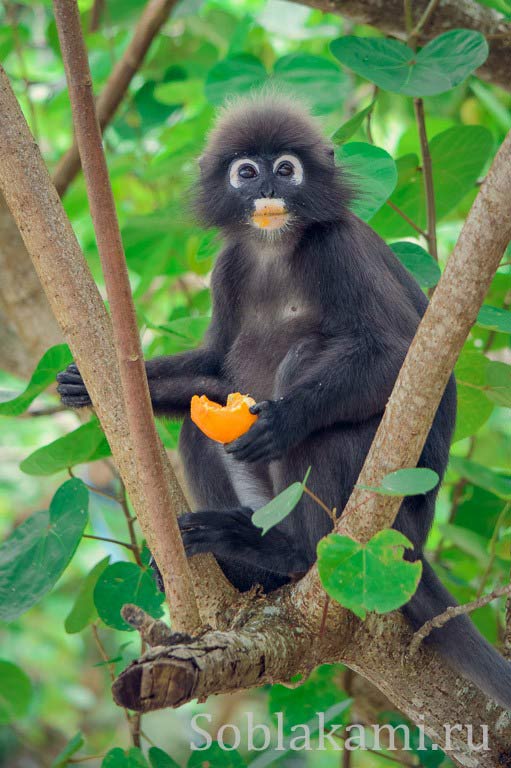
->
[57,349,231,417]
[226,332,410,463]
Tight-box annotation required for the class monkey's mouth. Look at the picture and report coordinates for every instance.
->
[251,198,289,231]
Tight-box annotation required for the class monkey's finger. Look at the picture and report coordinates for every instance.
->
[225,421,270,453]
[56,370,84,384]
[60,395,92,409]
[228,437,275,463]
[249,400,271,415]
[57,383,90,397]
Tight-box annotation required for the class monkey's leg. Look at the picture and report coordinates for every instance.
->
[177,418,310,592]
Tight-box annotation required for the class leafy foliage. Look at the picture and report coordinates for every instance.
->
[317,530,422,619]
[0,0,510,764]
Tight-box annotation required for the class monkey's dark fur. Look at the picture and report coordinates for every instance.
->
[58,95,511,709]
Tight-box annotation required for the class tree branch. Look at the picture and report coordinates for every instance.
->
[294,0,511,93]
[0,63,236,628]
[53,0,200,632]
[113,130,511,766]
[414,98,438,262]
[409,584,511,657]
[52,0,178,196]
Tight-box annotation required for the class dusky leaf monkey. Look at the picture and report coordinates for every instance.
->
[57,94,511,708]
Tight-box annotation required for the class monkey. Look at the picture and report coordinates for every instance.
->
[57,94,511,709]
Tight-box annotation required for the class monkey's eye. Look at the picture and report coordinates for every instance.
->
[229,158,260,188]
[276,161,294,177]
[272,154,303,185]
[238,164,258,180]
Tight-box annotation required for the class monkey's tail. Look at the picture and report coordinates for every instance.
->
[402,557,511,710]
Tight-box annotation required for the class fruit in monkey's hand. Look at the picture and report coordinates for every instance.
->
[190,393,258,444]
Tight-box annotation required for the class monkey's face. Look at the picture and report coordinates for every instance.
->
[224,153,304,233]
[227,154,305,233]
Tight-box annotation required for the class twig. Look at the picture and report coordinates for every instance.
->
[477,503,511,597]
[4,1,39,141]
[414,98,438,262]
[88,0,105,32]
[82,533,136,551]
[91,623,135,743]
[53,0,200,632]
[118,479,143,567]
[304,485,336,523]
[409,583,511,656]
[52,0,178,196]
[408,0,442,48]
[386,201,428,239]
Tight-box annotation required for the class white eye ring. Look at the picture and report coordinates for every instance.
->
[273,154,303,185]
[229,158,260,188]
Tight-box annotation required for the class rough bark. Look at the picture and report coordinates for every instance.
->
[52,0,178,196]
[0,63,236,627]
[53,0,200,633]
[295,0,511,93]
[113,129,511,766]
[0,193,63,377]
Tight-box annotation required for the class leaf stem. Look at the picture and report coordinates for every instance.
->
[82,533,135,551]
[386,200,428,239]
[414,98,438,262]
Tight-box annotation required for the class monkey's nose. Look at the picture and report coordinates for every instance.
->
[261,187,275,198]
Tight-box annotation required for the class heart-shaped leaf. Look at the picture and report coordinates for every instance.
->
[252,468,311,534]
[0,479,88,621]
[337,142,397,220]
[318,529,422,619]
[272,53,348,113]
[390,241,441,288]
[0,344,72,416]
[148,748,180,768]
[20,418,111,475]
[94,562,164,631]
[331,30,488,96]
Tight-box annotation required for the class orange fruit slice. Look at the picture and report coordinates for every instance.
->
[190,392,258,444]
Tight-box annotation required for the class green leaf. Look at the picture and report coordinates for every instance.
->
[205,54,267,105]
[454,351,494,442]
[65,557,111,634]
[252,468,311,535]
[359,467,439,496]
[337,142,397,220]
[450,456,511,499]
[93,562,164,631]
[390,241,441,288]
[187,744,245,768]
[486,361,511,407]
[477,304,511,333]
[147,316,211,352]
[0,344,72,416]
[148,749,180,768]
[331,100,376,144]
[269,664,350,733]
[331,30,488,96]
[102,748,148,768]
[0,479,88,622]
[439,523,490,566]
[475,0,511,17]
[20,418,111,476]
[370,126,493,237]
[0,661,32,723]
[148,748,180,768]
[272,53,348,113]
[51,733,85,768]
[318,529,422,619]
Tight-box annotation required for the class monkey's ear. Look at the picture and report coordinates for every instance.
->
[198,154,205,172]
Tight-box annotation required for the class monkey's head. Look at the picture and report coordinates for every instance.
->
[195,94,351,237]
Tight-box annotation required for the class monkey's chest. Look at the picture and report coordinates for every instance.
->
[225,301,320,401]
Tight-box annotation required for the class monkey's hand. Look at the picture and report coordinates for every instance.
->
[225,400,289,463]
[56,363,92,409]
